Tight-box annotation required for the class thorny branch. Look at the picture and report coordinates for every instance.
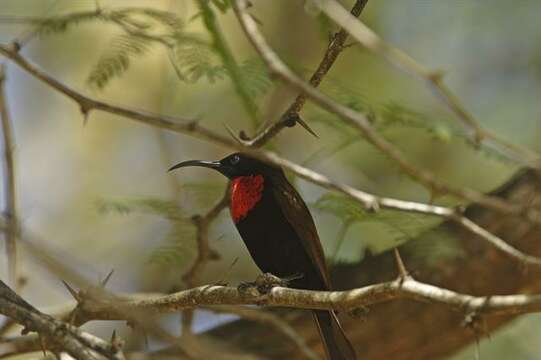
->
[5,233,541,359]
[0,42,540,269]
[312,0,540,167]
[0,227,318,360]
[7,252,541,331]
[0,279,124,360]
[0,65,19,290]
[243,0,370,147]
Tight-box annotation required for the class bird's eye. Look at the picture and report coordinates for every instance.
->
[230,155,240,165]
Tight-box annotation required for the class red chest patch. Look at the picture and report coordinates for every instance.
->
[230,175,265,223]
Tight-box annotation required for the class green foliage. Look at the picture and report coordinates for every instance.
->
[313,192,466,266]
[181,182,225,209]
[96,197,186,221]
[96,181,225,268]
[313,193,442,253]
[147,223,197,266]
[238,59,274,96]
[96,197,194,267]
[87,34,154,89]
[122,7,184,31]
[402,227,466,269]
[35,10,105,35]
[313,193,366,222]
[171,37,229,83]
[377,103,453,143]
[306,83,516,167]
[32,5,275,110]
[197,0,260,126]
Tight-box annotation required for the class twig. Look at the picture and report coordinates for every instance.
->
[0,65,19,289]
[244,0,369,147]
[312,0,540,167]
[0,43,539,267]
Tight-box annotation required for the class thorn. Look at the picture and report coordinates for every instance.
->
[453,204,467,216]
[223,123,243,144]
[39,334,47,357]
[428,188,440,204]
[347,306,369,320]
[366,200,380,213]
[427,69,446,83]
[186,119,198,131]
[249,13,263,26]
[126,320,136,329]
[80,104,91,126]
[10,41,21,53]
[239,130,250,141]
[101,269,114,288]
[61,280,80,302]
[110,329,124,353]
[297,117,319,139]
[393,248,409,280]
[473,131,485,148]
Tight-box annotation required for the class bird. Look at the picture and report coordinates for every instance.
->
[169,152,356,360]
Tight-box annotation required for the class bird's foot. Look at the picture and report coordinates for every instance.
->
[255,272,287,293]
[238,272,300,295]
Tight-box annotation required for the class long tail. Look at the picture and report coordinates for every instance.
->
[313,310,356,359]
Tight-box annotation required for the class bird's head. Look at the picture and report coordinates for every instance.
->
[168,152,275,179]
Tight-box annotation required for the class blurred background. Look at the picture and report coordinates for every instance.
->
[0,0,541,359]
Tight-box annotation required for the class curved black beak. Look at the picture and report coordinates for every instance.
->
[168,160,222,172]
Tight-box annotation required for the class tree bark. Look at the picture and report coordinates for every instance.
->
[205,169,541,359]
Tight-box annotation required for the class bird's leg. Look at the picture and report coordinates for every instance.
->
[238,272,304,295]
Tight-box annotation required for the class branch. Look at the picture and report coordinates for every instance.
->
[40,279,541,323]
[0,42,539,268]
[313,0,540,167]
[244,0,369,147]
[0,280,124,360]
[0,65,19,290]
[232,0,541,228]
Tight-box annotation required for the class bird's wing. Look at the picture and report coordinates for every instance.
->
[271,175,331,289]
